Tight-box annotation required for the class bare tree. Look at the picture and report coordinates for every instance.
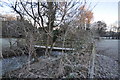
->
[1,0,97,78]
[2,0,87,55]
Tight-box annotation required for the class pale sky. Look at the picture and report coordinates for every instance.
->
[0,0,118,27]
[92,1,118,27]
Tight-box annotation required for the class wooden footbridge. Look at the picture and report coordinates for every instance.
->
[34,45,75,51]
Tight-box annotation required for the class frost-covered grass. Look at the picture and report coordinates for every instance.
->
[3,51,92,78]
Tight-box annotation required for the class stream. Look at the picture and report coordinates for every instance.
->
[0,51,63,76]
[0,38,119,78]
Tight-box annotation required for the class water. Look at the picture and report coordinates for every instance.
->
[0,38,64,76]
[1,39,119,77]
[1,56,28,76]
[0,51,63,76]
[0,38,25,76]
[0,38,18,48]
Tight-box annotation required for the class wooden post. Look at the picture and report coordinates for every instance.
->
[88,42,96,78]
[0,20,2,78]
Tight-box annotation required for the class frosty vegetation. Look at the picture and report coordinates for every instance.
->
[1,0,100,78]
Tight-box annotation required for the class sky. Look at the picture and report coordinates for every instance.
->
[92,1,118,27]
[0,0,118,27]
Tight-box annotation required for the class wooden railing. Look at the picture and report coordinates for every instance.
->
[88,42,96,78]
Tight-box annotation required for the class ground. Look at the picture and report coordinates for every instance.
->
[3,51,91,78]
[94,39,119,78]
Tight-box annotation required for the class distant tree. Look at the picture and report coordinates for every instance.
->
[78,5,93,30]
[2,14,17,21]
[2,19,36,38]
[96,21,107,36]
